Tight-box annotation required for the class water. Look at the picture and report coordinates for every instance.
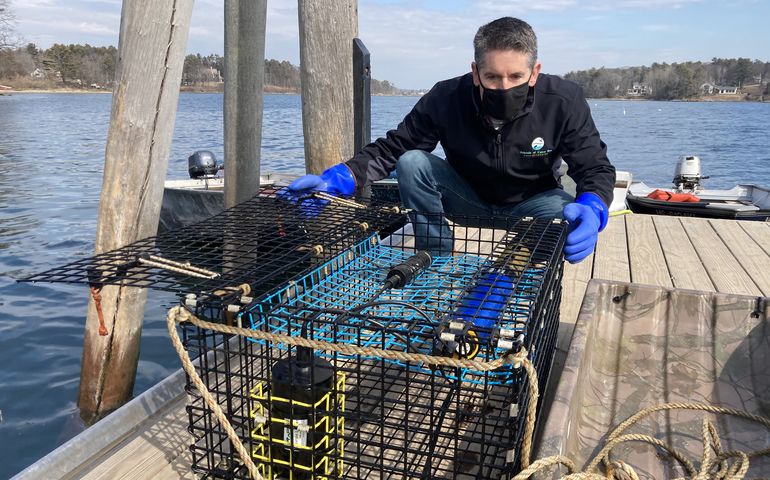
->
[1,93,769,478]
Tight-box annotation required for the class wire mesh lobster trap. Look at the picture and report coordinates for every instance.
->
[182,212,567,480]
[20,190,406,312]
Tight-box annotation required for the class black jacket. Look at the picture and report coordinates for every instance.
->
[345,72,616,207]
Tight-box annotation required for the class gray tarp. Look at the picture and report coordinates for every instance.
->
[535,280,770,479]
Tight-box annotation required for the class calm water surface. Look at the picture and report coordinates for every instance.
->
[1,92,769,477]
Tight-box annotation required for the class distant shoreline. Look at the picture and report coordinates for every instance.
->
[1,86,764,102]
[589,96,768,103]
[1,86,424,97]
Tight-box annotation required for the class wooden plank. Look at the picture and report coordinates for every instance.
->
[558,251,594,350]
[625,214,673,288]
[683,218,761,296]
[711,220,770,296]
[592,216,630,283]
[75,397,194,480]
[740,221,770,255]
[652,216,715,291]
[541,250,593,433]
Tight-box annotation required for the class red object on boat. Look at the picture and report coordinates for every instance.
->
[646,189,701,202]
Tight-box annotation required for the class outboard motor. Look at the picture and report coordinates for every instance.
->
[673,155,708,192]
[188,150,221,179]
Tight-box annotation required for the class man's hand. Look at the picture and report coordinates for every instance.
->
[562,192,608,264]
[286,163,356,196]
[279,164,356,216]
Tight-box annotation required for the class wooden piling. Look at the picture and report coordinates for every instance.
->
[299,0,359,174]
[78,0,194,424]
[224,0,267,208]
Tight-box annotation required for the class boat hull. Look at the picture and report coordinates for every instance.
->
[627,194,770,221]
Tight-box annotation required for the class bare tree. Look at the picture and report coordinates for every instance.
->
[0,0,18,50]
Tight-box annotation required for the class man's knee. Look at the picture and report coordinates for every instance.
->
[396,150,433,177]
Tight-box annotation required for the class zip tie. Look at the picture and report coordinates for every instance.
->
[137,255,219,279]
[297,244,324,256]
[312,191,367,209]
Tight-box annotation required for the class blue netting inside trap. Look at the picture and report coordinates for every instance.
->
[243,234,547,384]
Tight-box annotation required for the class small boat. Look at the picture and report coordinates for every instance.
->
[609,170,633,213]
[626,155,770,221]
[160,151,292,231]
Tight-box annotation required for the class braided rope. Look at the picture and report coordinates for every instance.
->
[169,306,528,371]
[512,402,770,480]
[166,309,263,479]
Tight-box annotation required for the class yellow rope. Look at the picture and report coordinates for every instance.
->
[609,209,633,217]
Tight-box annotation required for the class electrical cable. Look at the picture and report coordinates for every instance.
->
[419,378,461,479]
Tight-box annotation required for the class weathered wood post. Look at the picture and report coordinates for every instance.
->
[224,0,267,208]
[299,0,359,173]
[78,0,194,424]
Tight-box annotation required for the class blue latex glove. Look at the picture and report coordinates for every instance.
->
[562,192,608,263]
[280,163,356,215]
[286,163,355,196]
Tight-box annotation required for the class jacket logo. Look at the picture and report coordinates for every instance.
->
[531,137,545,151]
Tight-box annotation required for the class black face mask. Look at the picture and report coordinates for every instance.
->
[478,76,531,122]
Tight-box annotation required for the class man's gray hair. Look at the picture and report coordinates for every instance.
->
[473,17,538,70]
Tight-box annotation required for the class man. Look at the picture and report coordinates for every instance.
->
[288,16,615,263]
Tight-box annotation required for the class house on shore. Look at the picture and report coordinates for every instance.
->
[701,83,740,95]
[626,82,652,96]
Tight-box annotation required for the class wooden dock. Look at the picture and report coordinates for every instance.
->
[14,214,770,480]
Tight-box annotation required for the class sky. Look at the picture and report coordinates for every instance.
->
[9,0,770,90]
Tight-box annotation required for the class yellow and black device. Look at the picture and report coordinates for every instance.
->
[251,347,345,480]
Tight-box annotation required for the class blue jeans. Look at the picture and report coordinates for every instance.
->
[396,150,573,255]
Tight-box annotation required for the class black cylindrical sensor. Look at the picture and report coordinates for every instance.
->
[267,351,336,479]
[384,250,433,289]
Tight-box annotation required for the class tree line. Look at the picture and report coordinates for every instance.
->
[181,52,399,94]
[564,58,770,100]
[0,41,400,94]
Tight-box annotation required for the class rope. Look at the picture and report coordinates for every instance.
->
[89,285,108,336]
[168,306,528,372]
[513,401,770,480]
[609,209,633,217]
[166,308,264,480]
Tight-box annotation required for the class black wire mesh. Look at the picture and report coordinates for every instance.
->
[20,190,407,310]
[183,213,567,479]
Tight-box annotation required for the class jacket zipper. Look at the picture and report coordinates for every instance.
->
[496,132,503,172]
